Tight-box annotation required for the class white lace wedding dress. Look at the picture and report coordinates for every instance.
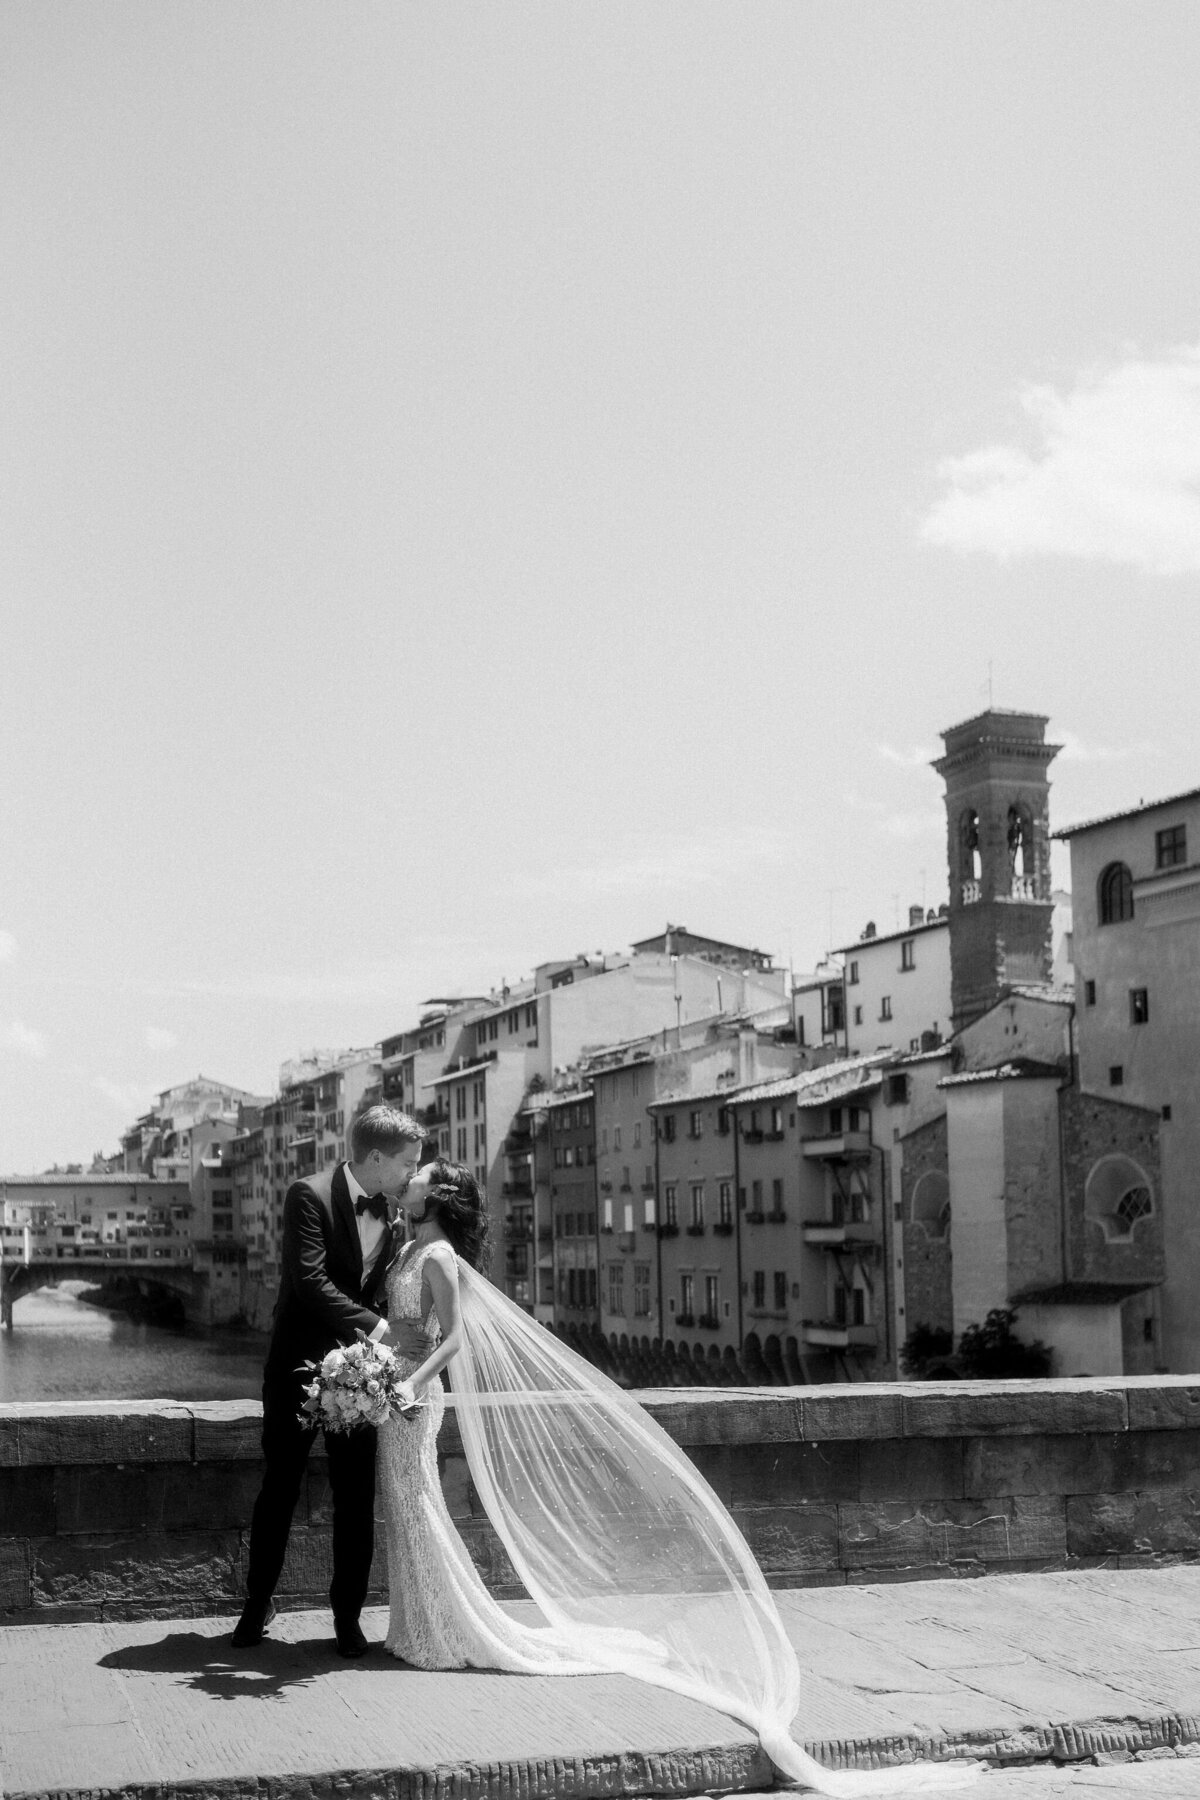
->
[378,1241,977,1797]
[379,1241,598,1673]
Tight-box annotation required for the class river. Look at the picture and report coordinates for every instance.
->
[0,1281,265,1402]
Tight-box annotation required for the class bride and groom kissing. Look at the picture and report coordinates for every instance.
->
[230,1104,975,1797]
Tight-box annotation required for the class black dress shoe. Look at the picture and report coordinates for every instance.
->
[230,1597,277,1648]
[334,1616,371,1657]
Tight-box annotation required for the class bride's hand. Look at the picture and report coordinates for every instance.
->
[395,1379,421,1418]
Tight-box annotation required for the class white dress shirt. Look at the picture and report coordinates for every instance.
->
[342,1161,390,1344]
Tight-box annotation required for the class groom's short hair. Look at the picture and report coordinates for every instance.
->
[350,1104,426,1161]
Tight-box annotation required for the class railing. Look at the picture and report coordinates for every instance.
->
[1011,874,1037,900]
[961,879,981,905]
[802,1218,877,1247]
[802,1130,872,1160]
[802,1321,877,1350]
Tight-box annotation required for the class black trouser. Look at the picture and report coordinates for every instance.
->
[244,1368,377,1622]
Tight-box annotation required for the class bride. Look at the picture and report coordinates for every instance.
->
[377,1159,978,1798]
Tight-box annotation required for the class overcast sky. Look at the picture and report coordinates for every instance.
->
[2,2,1198,1169]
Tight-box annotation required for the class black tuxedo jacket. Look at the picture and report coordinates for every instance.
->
[264,1163,400,1383]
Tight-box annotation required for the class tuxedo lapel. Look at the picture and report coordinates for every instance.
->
[331,1163,364,1284]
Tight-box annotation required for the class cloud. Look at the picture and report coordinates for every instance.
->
[510,830,792,899]
[1056,730,1161,764]
[94,1077,159,1113]
[920,346,1200,575]
[843,791,943,843]
[145,1026,178,1052]
[876,742,938,769]
[1,1019,48,1059]
[0,931,16,963]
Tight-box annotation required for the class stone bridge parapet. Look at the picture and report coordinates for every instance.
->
[3,1376,1200,1626]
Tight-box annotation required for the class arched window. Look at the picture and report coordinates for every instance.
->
[1098,862,1134,925]
[960,809,980,882]
[1084,1154,1154,1242]
[911,1170,951,1240]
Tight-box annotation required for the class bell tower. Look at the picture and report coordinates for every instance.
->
[932,709,1061,1033]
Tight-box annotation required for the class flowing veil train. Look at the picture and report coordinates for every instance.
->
[449,1262,979,1797]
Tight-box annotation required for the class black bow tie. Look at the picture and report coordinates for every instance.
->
[355,1194,389,1222]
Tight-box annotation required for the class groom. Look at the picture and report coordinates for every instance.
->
[231,1103,431,1655]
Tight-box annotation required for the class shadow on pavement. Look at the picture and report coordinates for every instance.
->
[97,1629,335,1701]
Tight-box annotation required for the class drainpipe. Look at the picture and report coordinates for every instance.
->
[733,1102,744,1349]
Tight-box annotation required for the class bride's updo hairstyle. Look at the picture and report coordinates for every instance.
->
[421,1159,491,1272]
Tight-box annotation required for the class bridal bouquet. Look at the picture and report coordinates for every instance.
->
[297,1331,422,1433]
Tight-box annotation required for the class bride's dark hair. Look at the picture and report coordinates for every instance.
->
[422,1159,491,1272]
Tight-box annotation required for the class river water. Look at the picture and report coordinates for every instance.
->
[0,1282,265,1402]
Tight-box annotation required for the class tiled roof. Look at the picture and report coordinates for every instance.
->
[1053,785,1200,838]
[0,1172,187,1186]
[833,916,949,955]
[650,1052,891,1112]
[1002,984,1075,1006]
[939,1058,1066,1089]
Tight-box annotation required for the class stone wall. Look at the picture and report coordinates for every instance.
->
[4,1379,1200,1625]
[900,1114,951,1333]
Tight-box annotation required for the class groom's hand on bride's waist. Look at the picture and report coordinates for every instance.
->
[381,1320,434,1360]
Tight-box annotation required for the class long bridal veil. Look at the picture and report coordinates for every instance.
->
[450,1263,978,1797]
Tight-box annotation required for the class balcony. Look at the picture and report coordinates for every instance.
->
[766,1210,788,1224]
[501,1180,533,1200]
[657,1222,679,1239]
[764,1130,784,1142]
[742,1129,764,1145]
[802,1131,872,1160]
[617,1231,636,1252]
[743,1210,765,1224]
[674,1312,695,1329]
[696,1313,721,1330]
[686,1223,705,1237]
[803,1219,878,1248]
[503,1219,533,1242]
[802,1321,878,1350]
[712,1220,734,1236]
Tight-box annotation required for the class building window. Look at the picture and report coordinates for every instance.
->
[634,1263,651,1316]
[900,939,915,971]
[1098,862,1134,924]
[880,996,893,1021]
[1156,824,1187,869]
[848,960,859,985]
[1110,1066,1124,1087]
[1130,988,1150,1025]
[607,1263,625,1315]
[885,1073,910,1105]
[689,1183,704,1227]
[718,1180,733,1226]
[680,1273,694,1319]
[716,1107,731,1137]
[613,1126,622,1150]
[704,1274,719,1320]
[1084,979,1096,1006]
[688,1110,703,1139]
[773,1271,787,1311]
[771,1177,783,1212]
[659,1115,676,1143]
[664,1183,678,1227]
[752,1270,765,1308]
[853,1005,863,1026]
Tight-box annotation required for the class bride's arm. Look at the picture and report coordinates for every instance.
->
[399,1246,463,1400]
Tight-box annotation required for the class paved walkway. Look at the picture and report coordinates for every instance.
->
[6,1567,1200,1799]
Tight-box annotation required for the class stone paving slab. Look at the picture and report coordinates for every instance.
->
[6,1568,1200,1798]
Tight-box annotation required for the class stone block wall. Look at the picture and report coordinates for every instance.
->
[900,1115,951,1333]
[4,1379,1200,1624]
